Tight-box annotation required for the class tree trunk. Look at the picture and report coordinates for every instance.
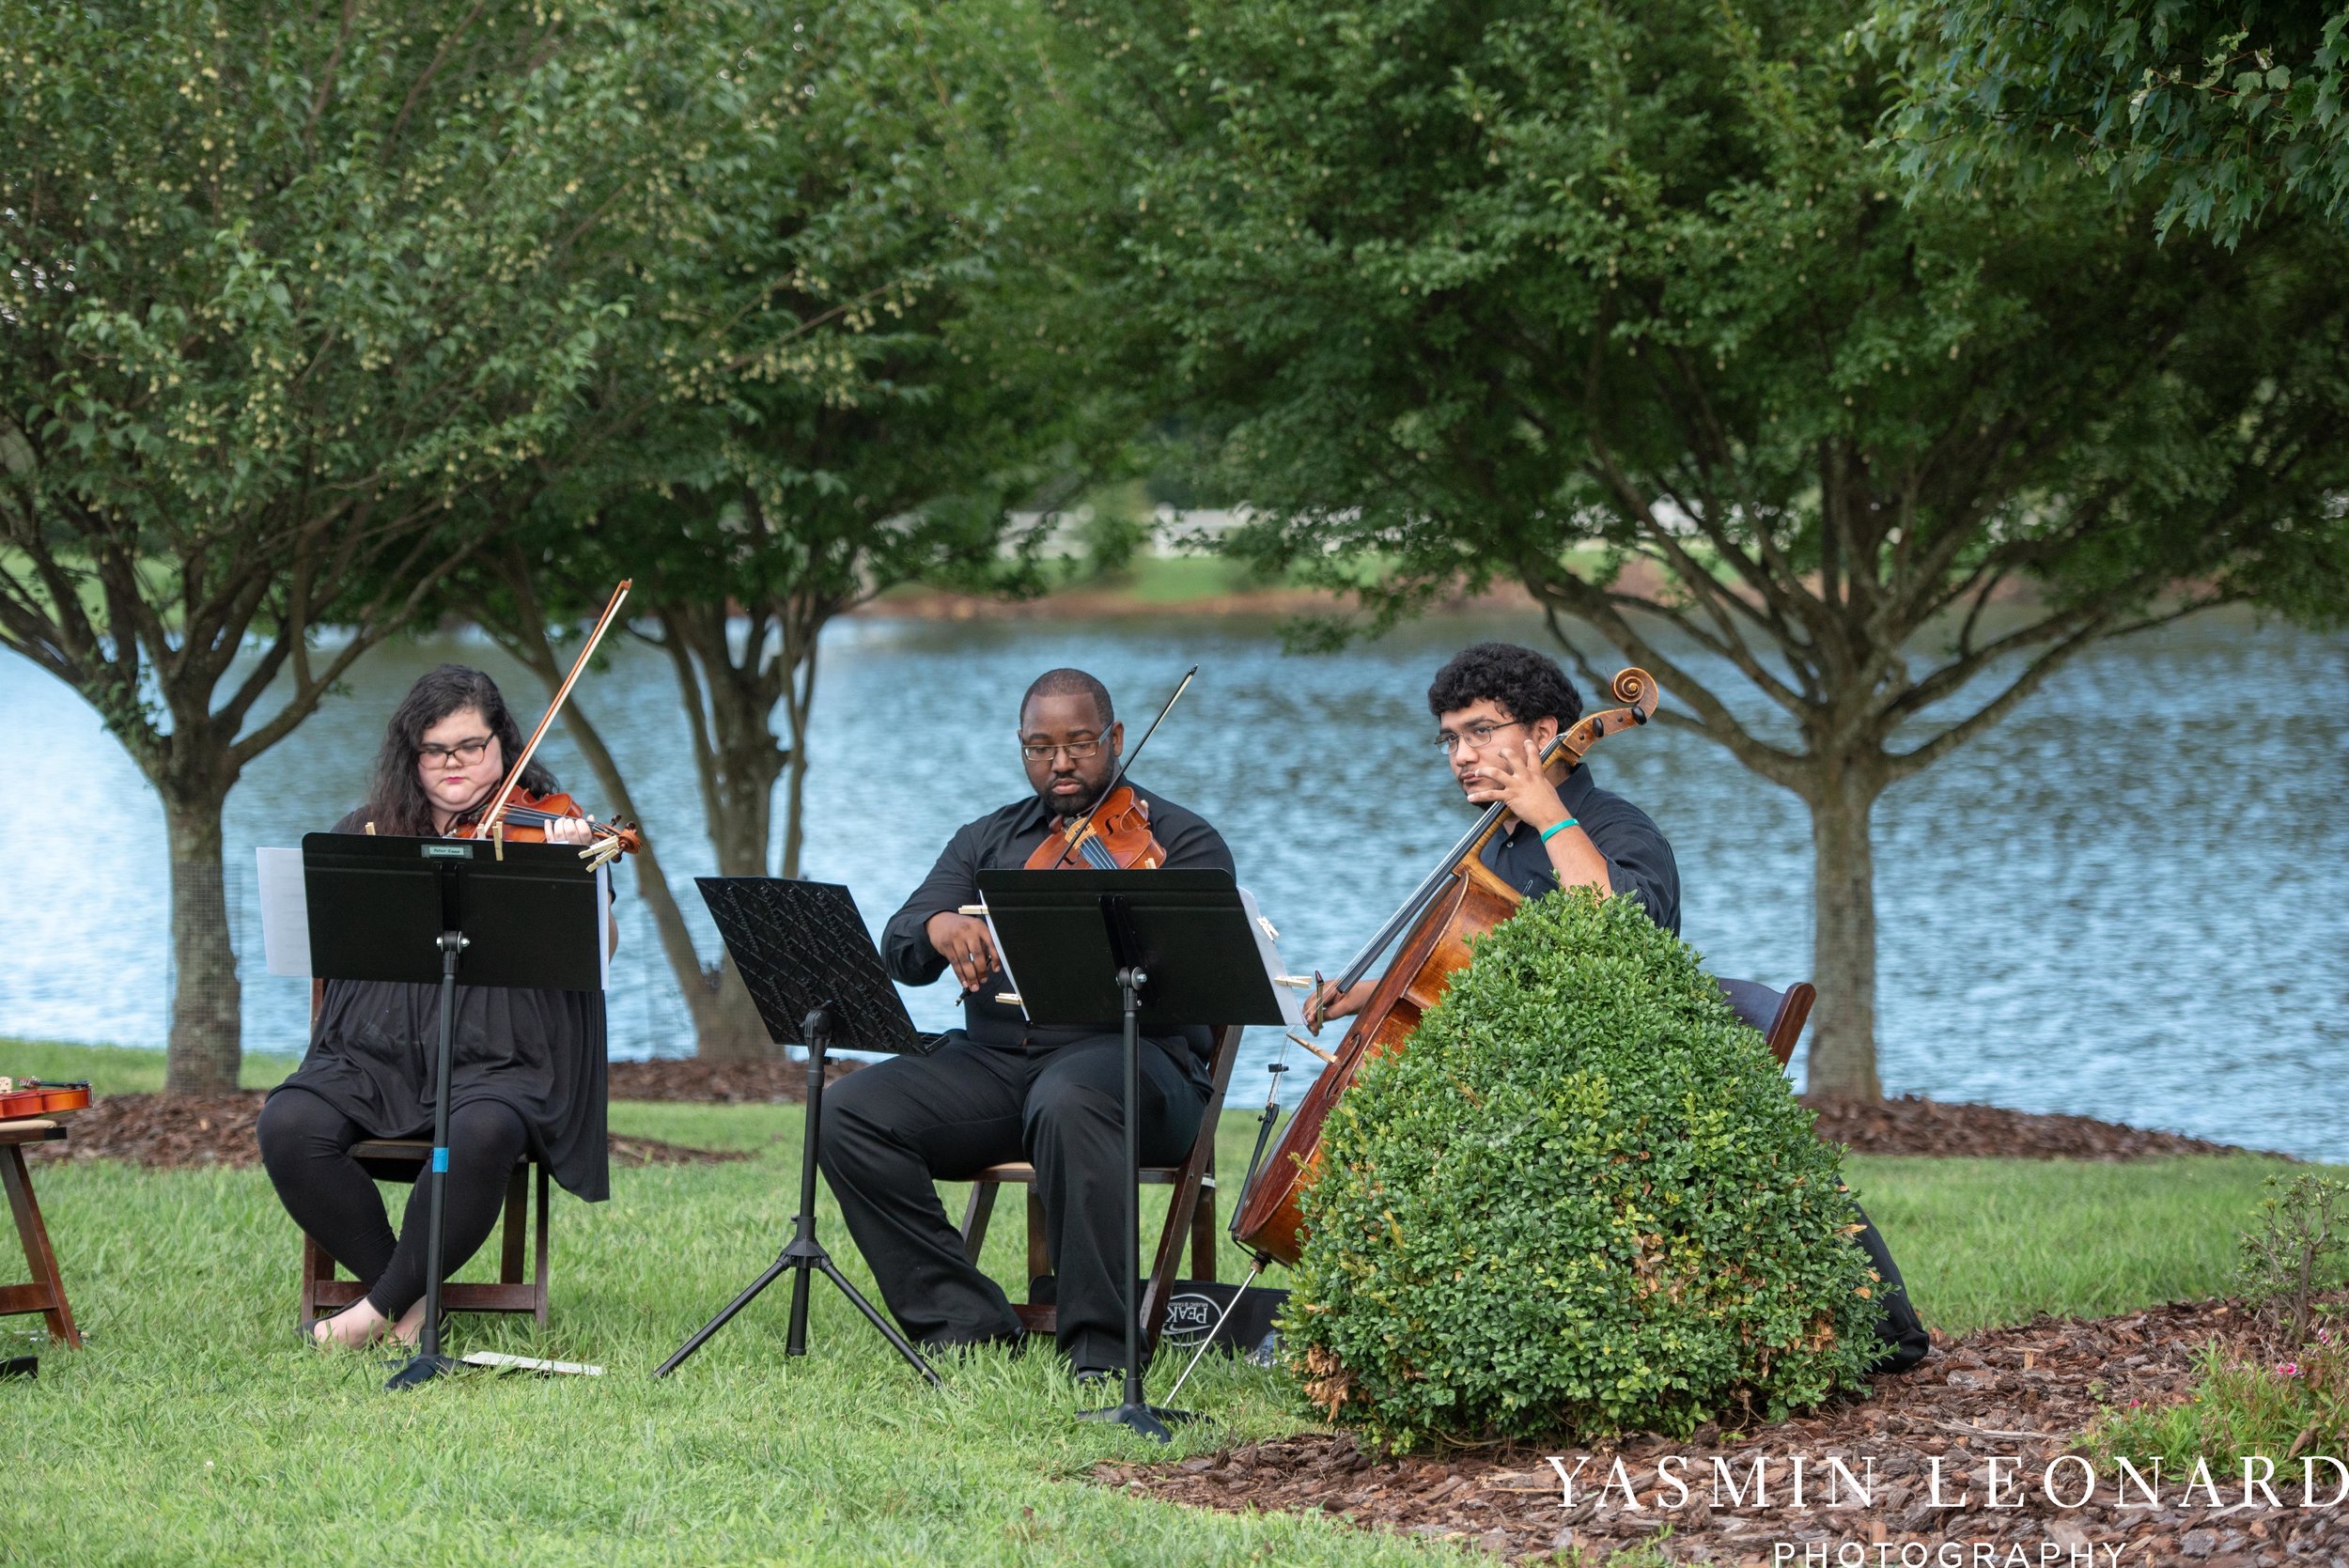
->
[162,788,241,1095]
[1802,760,1886,1100]
[693,724,791,1062]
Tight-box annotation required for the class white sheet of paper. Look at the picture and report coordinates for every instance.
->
[597,862,612,991]
[257,847,311,978]
[988,887,1305,1029]
[1239,888,1308,1030]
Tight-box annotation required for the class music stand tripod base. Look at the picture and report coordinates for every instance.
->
[655,878,942,1387]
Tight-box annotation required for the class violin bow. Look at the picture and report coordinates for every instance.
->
[1046,664,1197,869]
[478,578,632,857]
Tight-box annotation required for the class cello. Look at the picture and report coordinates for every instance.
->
[1228,667,1659,1267]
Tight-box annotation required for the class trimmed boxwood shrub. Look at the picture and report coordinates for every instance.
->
[1281,887,1881,1449]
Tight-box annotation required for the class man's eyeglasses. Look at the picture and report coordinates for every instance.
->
[1432,721,1523,754]
[418,736,494,766]
[1020,738,1103,763]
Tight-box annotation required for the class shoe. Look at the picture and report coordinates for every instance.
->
[1246,1329,1279,1369]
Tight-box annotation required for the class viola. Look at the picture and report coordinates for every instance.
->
[1018,667,1195,874]
[1022,784,1165,871]
[1229,667,1660,1268]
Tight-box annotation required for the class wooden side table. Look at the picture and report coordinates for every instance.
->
[0,1120,79,1347]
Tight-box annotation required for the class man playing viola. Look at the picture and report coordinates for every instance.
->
[817,668,1235,1377]
[1313,641,1679,1027]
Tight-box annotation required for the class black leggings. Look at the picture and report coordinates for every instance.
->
[258,1087,528,1320]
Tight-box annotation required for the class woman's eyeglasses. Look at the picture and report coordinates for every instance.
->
[418,736,494,766]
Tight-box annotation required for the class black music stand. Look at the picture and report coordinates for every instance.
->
[655,877,941,1386]
[975,868,1286,1442]
[301,832,605,1391]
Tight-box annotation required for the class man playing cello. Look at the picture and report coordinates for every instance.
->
[817,668,1236,1377]
[1303,641,1926,1370]
[1312,641,1680,1028]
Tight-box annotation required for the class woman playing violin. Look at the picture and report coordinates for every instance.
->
[259,664,614,1349]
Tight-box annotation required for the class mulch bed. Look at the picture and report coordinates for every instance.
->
[1103,1300,2346,1565]
[16,1075,2261,1172]
[1800,1094,2271,1161]
[26,1093,746,1171]
[603,1055,859,1105]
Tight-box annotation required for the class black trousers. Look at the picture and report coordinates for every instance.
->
[816,1031,1206,1373]
[257,1086,527,1320]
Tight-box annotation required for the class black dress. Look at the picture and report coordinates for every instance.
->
[267,808,610,1203]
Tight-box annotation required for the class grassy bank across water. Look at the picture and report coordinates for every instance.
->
[0,1040,2318,1563]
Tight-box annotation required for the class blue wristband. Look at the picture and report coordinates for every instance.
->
[1540,816,1579,843]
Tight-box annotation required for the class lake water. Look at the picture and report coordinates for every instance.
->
[2,609,2343,1159]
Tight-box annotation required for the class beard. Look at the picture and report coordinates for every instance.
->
[1035,774,1109,822]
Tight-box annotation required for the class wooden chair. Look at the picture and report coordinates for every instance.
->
[1,1121,79,1347]
[1717,977,1817,1066]
[299,1141,551,1328]
[957,1023,1244,1356]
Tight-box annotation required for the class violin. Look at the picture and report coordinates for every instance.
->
[450,786,643,862]
[463,579,643,871]
[1229,667,1660,1268]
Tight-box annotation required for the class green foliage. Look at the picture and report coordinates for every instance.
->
[1870,1,2349,245]
[1049,0,2349,1098]
[2089,1336,2349,1471]
[2239,1172,2349,1347]
[0,0,704,1088]
[1281,889,1880,1449]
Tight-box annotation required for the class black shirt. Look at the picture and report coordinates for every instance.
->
[882,782,1237,1071]
[1478,760,1681,935]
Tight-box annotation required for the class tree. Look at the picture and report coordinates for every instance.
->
[465,0,1125,1058]
[0,1,685,1091]
[1051,0,2349,1096]
[1870,2,2349,246]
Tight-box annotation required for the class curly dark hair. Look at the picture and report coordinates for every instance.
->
[365,664,556,836]
[1426,643,1584,729]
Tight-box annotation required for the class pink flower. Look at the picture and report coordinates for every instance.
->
[2277,1361,2303,1378]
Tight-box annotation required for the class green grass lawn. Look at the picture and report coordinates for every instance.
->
[0,1040,2318,1564]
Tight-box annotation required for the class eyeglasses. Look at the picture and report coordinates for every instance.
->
[1020,738,1103,763]
[418,736,494,767]
[1432,720,1523,754]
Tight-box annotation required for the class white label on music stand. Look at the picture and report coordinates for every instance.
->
[257,847,311,978]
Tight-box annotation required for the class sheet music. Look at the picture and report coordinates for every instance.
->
[261,846,613,989]
[985,886,1305,1028]
[597,862,613,991]
[257,847,310,978]
[1239,888,1308,1031]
